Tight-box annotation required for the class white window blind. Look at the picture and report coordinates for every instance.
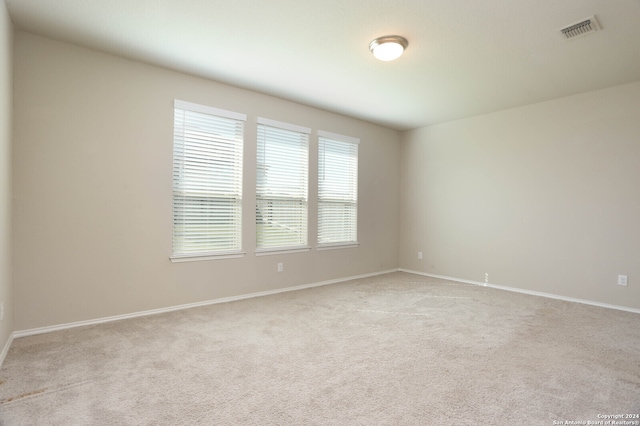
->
[256,118,310,250]
[172,100,245,257]
[318,131,359,245]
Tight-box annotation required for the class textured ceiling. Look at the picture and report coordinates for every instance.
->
[6,0,640,130]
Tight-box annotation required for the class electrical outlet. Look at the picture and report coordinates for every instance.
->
[277,263,283,272]
[418,251,423,260]
[617,275,628,286]
[0,302,4,321]
[484,273,489,286]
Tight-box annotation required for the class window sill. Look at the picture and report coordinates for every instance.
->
[317,242,360,251]
[254,246,311,256]
[170,252,246,263]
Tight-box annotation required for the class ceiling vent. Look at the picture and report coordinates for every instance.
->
[561,16,600,40]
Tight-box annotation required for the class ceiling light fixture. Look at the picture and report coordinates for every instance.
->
[369,35,408,61]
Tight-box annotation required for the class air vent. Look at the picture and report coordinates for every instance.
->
[561,16,600,39]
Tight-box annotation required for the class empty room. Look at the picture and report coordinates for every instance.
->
[0,0,639,424]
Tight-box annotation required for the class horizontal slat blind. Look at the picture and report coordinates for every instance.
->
[318,132,358,245]
[172,101,245,256]
[256,120,309,249]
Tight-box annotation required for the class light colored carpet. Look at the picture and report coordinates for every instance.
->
[1,272,639,425]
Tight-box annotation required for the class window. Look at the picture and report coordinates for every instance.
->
[317,131,359,247]
[172,100,245,259]
[256,118,310,252]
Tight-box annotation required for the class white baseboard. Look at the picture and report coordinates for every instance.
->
[14,266,635,345]
[399,268,640,315]
[14,268,399,339]
[0,332,14,368]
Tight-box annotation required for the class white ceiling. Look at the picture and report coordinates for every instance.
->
[6,0,640,130]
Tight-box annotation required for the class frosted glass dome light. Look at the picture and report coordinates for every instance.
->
[369,35,408,61]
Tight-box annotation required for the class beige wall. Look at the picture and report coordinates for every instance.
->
[0,0,13,350]
[13,28,637,333]
[400,81,640,310]
[13,32,400,331]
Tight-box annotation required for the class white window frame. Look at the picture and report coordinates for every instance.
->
[255,117,311,255]
[317,130,359,250]
[171,100,246,262]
